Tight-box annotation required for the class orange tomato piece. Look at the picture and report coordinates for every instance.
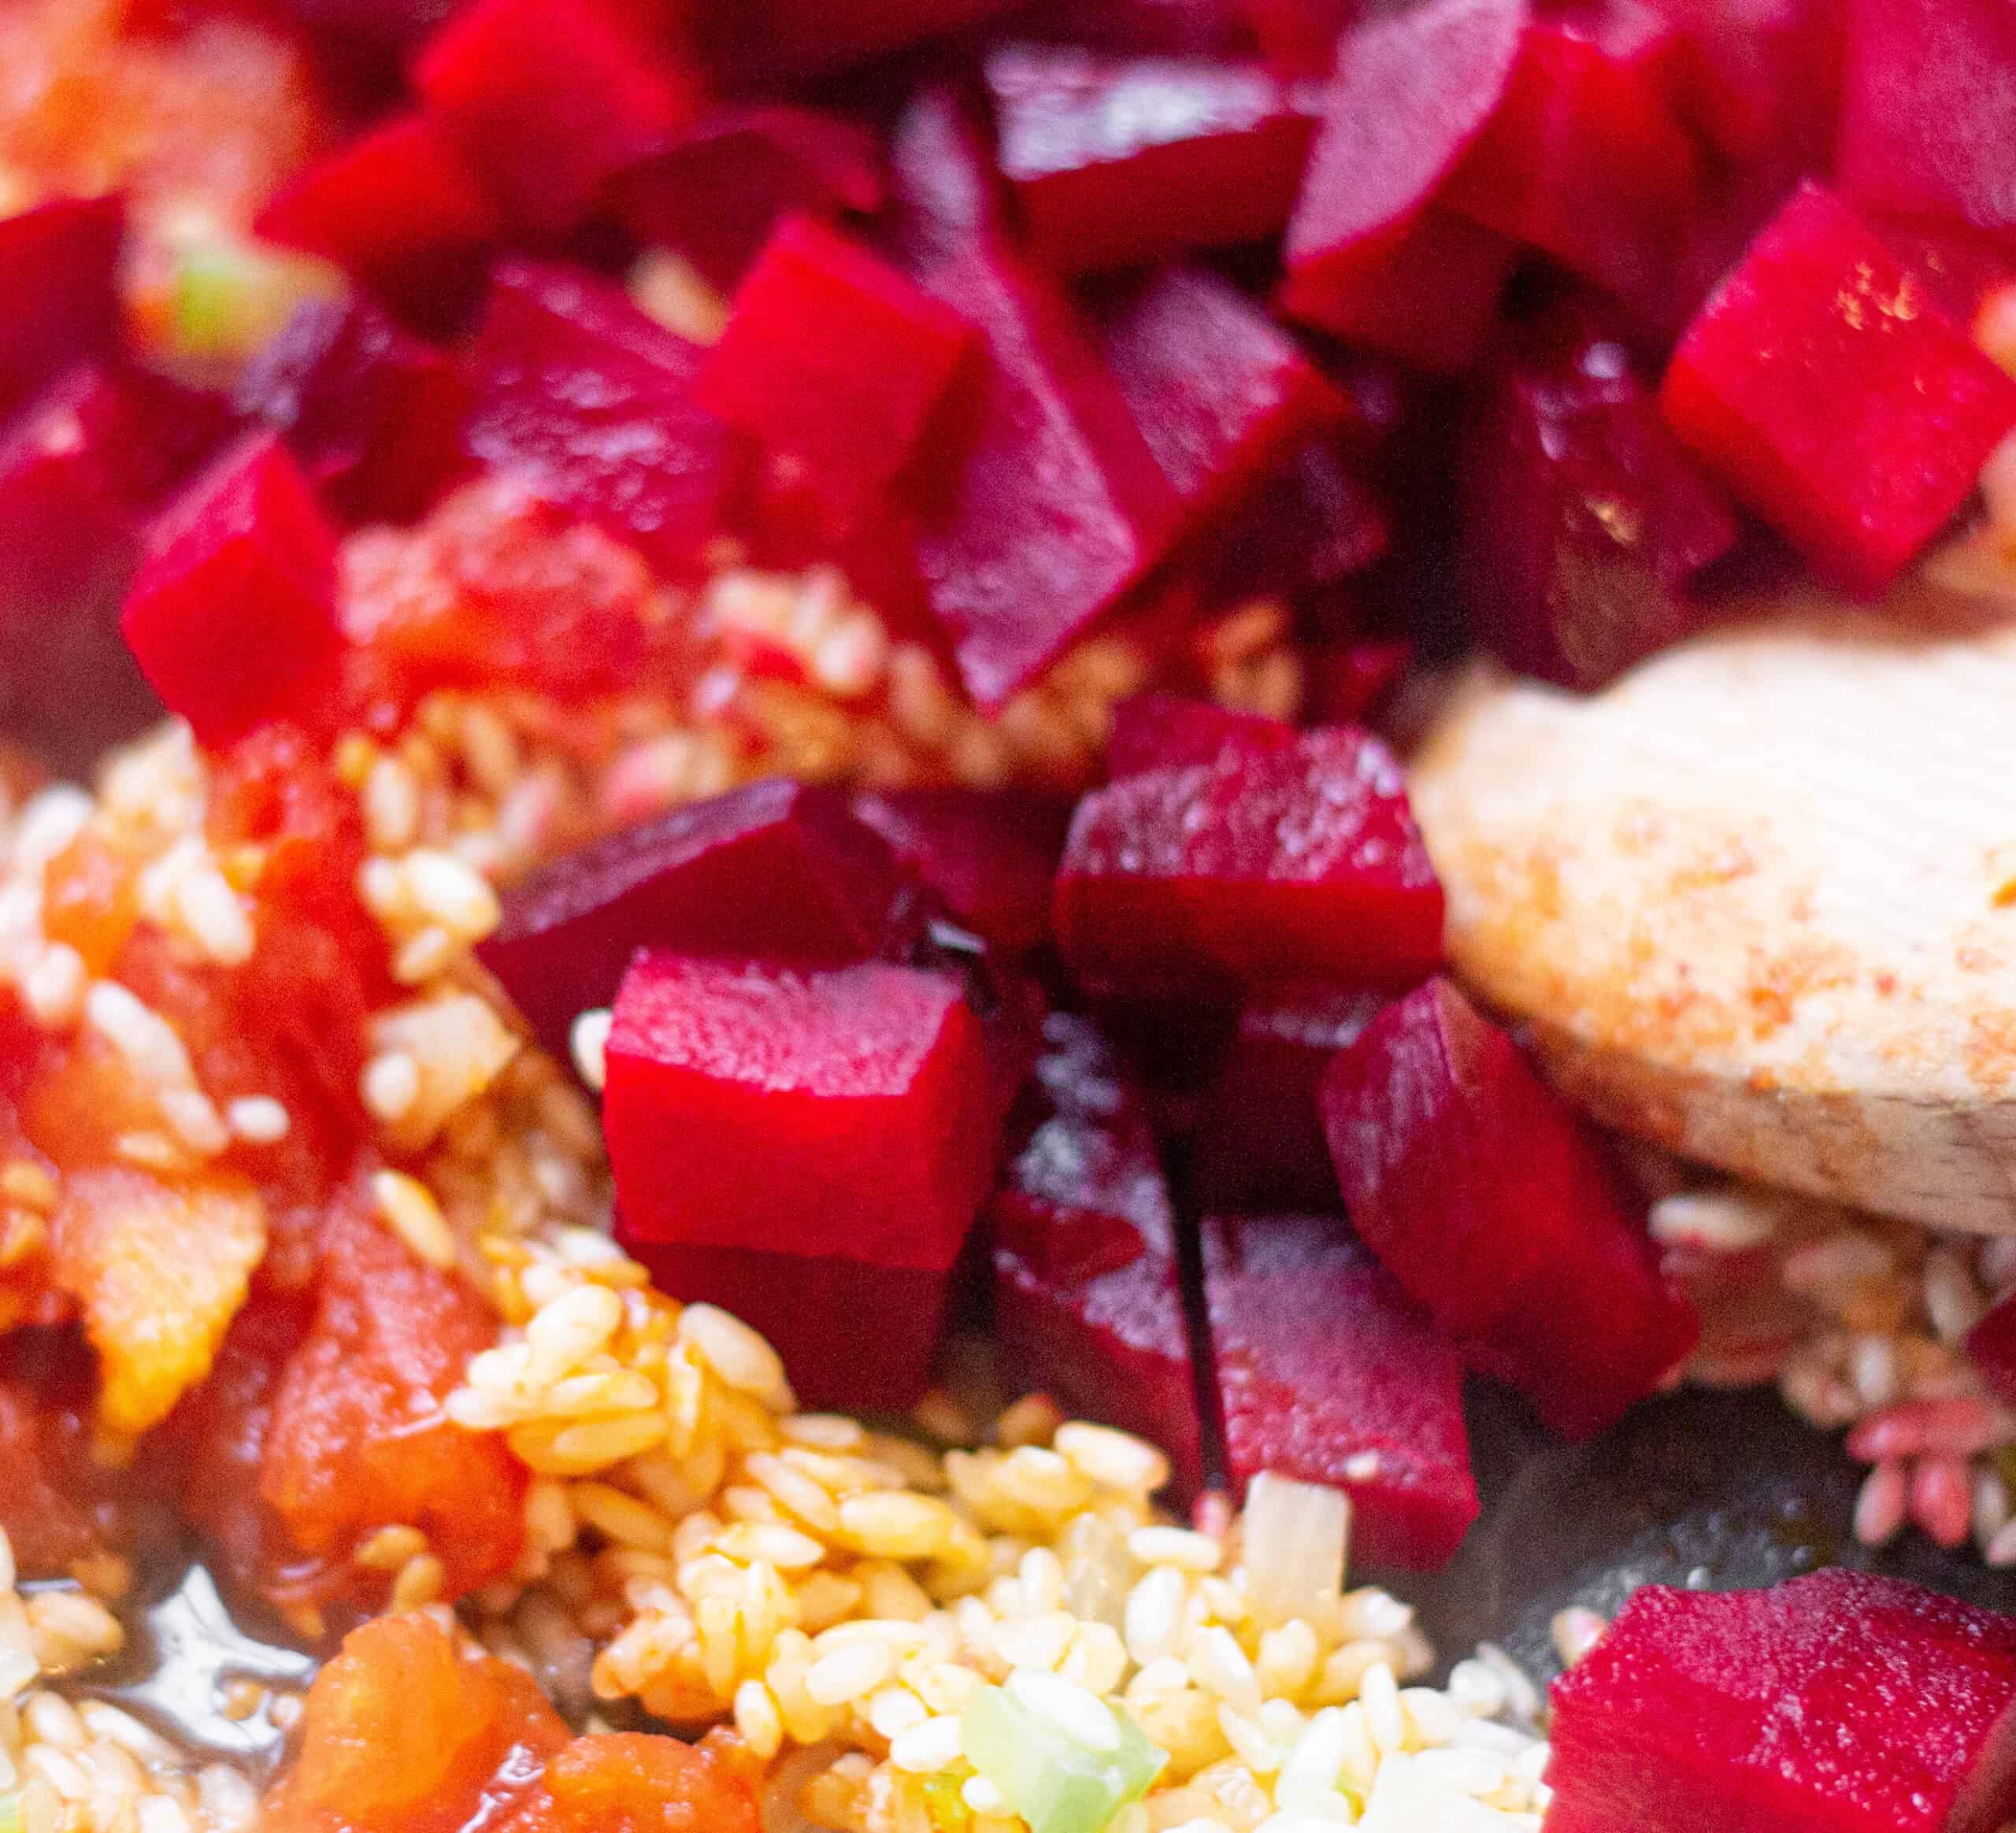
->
[536,1734,763,1833]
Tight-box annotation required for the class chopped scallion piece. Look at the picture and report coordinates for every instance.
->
[962,1683,1164,1833]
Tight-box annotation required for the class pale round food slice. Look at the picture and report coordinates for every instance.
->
[1409,580,2016,1234]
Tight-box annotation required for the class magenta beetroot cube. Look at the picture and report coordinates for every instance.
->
[1321,978,1697,1439]
[414,0,699,235]
[696,216,975,538]
[1546,1570,2016,1833]
[1203,1213,1477,1568]
[604,954,996,1271]
[120,433,343,750]
[985,44,1317,274]
[991,1014,1202,1496]
[1054,724,1444,995]
[0,195,121,424]
[850,788,1070,955]
[480,778,904,1057]
[1661,181,2016,594]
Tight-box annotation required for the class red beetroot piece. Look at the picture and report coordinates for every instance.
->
[1461,306,1740,691]
[0,195,121,424]
[1545,1569,2016,1833]
[120,434,343,750]
[1657,0,1841,167]
[850,789,1071,955]
[413,0,701,235]
[991,1013,1201,1496]
[1203,437,1388,599]
[984,44,1317,273]
[236,298,469,526]
[695,217,975,540]
[1303,639,1411,724]
[1193,986,1387,1211]
[1278,0,1525,338]
[1966,1293,2016,1409]
[1238,0,1351,74]
[1104,694,1294,779]
[1836,0,2016,234]
[619,1239,951,1412]
[1203,1213,1477,1568]
[254,114,499,325]
[699,0,1017,83]
[464,259,744,576]
[1322,978,1696,1439]
[1095,266,1346,533]
[909,240,1180,709]
[1055,723,1443,997]
[479,778,904,1057]
[883,80,1014,272]
[1660,182,2016,594]
[603,953,997,1270]
[611,106,884,294]
[1006,0,1254,54]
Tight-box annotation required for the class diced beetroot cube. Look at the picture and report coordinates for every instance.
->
[1006,0,1253,54]
[604,953,997,1271]
[1237,0,1351,74]
[1096,267,1346,532]
[1876,215,2016,328]
[1836,0,2016,234]
[850,789,1071,954]
[984,45,1317,273]
[611,106,884,294]
[254,113,498,325]
[0,195,121,424]
[1461,307,1740,691]
[120,434,342,750]
[1443,1,1707,305]
[699,0,1017,82]
[1278,0,1526,325]
[1203,438,1390,605]
[883,80,1013,272]
[1657,0,1840,167]
[1545,1570,2016,1833]
[479,778,905,1057]
[1966,1293,2016,1408]
[1303,639,1411,724]
[414,0,702,235]
[695,217,975,539]
[910,242,1180,709]
[1660,182,2016,594]
[1105,694,1295,779]
[463,258,745,575]
[618,1238,951,1411]
[991,1013,1202,1496]
[1203,1213,1477,1568]
[1055,724,1443,996]
[1193,986,1387,1210]
[1321,978,1697,1438]
[236,298,470,526]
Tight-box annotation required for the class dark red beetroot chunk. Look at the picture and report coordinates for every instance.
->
[0,195,121,424]
[909,240,1180,709]
[1054,724,1444,997]
[1095,267,1346,533]
[1203,437,1389,600]
[1192,985,1388,1210]
[850,789,1071,955]
[236,298,470,526]
[695,217,975,541]
[1237,0,1351,74]
[254,113,499,326]
[1836,0,2016,234]
[464,259,745,577]
[603,953,997,1269]
[413,0,701,236]
[991,1013,1202,1496]
[1441,0,1706,307]
[1203,1213,1477,1568]
[983,45,1317,274]
[1104,694,1295,779]
[698,0,1017,83]
[120,434,343,750]
[1656,0,1840,167]
[1303,639,1412,725]
[478,778,903,1057]
[1006,0,1254,54]
[1460,306,1740,691]
[1277,0,1526,342]
[611,106,885,295]
[1966,1292,2016,1407]
[1661,183,2016,595]
[1321,978,1697,1439]
[1545,1570,2016,1833]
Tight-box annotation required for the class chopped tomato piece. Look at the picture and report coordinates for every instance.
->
[539,1735,762,1833]
[40,828,142,979]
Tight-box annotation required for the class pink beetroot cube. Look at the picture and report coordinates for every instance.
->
[1203,1213,1477,1568]
[414,0,699,234]
[984,44,1317,273]
[0,195,121,424]
[121,433,343,749]
[696,216,975,538]
[605,954,996,1271]
[1054,724,1445,996]
[1660,181,2016,594]
[1546,1570,2016,1833]
[1321,978,1697,1439]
